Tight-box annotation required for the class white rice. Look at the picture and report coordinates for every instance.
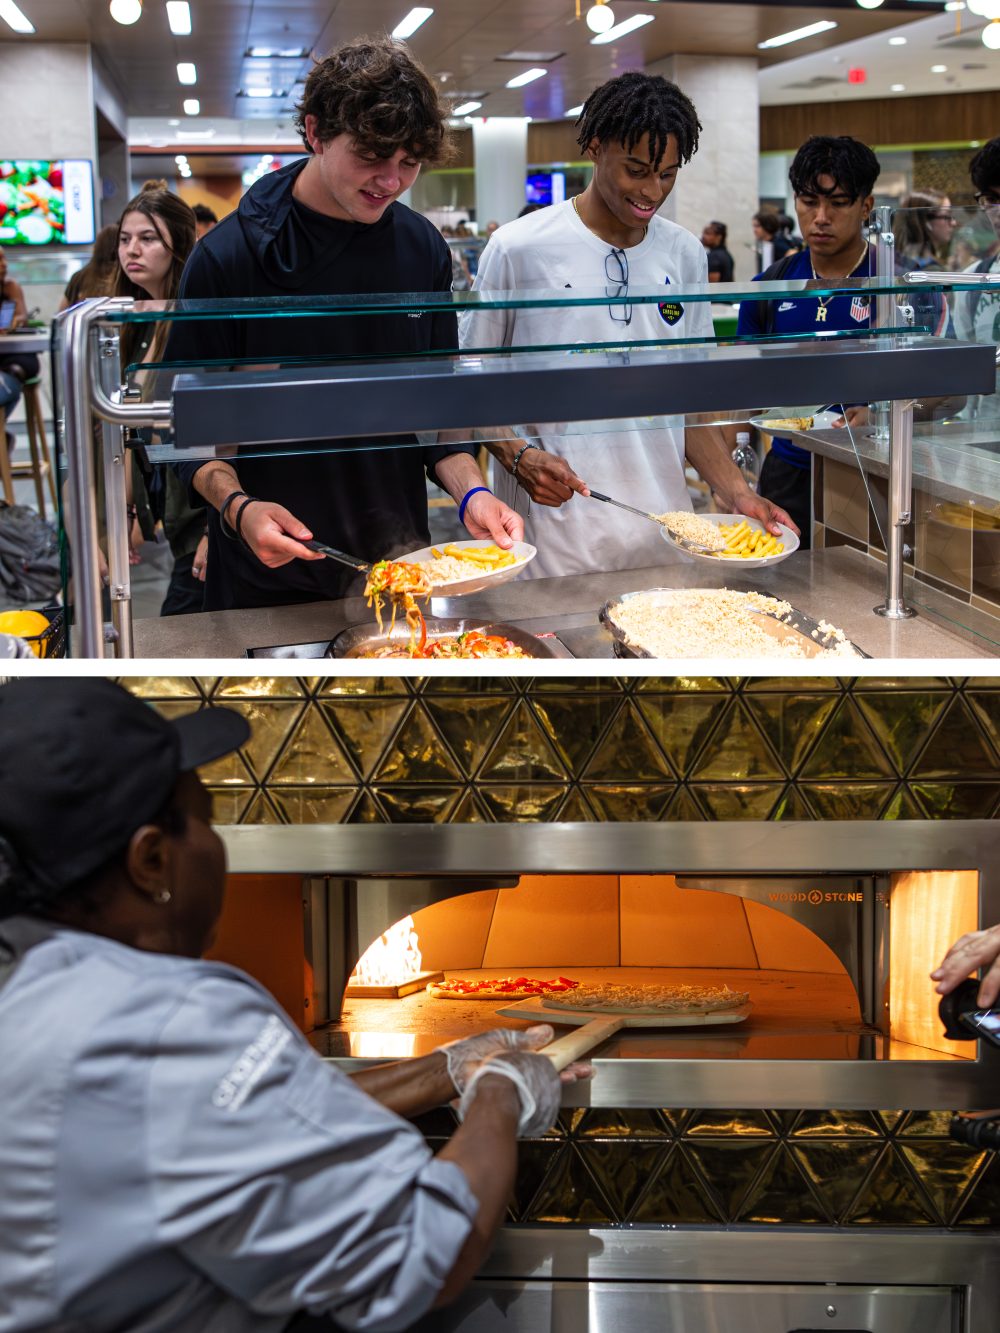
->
[415,555,495,586]
[654,510,727,551]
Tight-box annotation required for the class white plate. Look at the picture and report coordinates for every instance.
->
[659,511,799,570]
[403,538,537,596]
[749,409,842,434]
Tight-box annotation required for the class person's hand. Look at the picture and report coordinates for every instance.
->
[731,491,800,538]
[457,1049,563,1137]
[191,533,208,583]
[461,489,525,547]
[442,1024,593,1095]
[932,924,1000,1008]
[511,447,590,507]
[832,406,869,430]
[236,501,325,569]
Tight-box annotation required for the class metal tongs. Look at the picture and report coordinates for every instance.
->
[588,489,720,555]
[303,539,371,572]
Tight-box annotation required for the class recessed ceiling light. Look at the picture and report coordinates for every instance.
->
[247,46,309,58]
[565,104,584,117]
[495,50,564,61]
[391,7,433,39]
[165,1,191,35]
[758,20,837,49]
[240,87,285,98]
[174,154,188,165]
[0,0,34,32]
[505,67,547,88]
[176,62,197,84]
[889,35,907,45]
[945,2,965,9]
[891,82,906,91]
[109,0,142,24]
[931,63,948,72]
[183,98,200,115]
[591,12,654,43]
[451,100,482,115]
[856,0,884,9]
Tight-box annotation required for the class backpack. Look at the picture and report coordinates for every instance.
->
[0,503,61,604]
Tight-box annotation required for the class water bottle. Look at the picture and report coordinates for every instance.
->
[733,430,759,491]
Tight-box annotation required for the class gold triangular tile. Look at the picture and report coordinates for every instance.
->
[770,785,815,819]
[530,696,621,772]
[662,787,706,821]
[799,698,896,780]
[690,783,784,820]
[478,785,567,821]
[738,1143,829,1224]
[147,698,201,721]
[577,1141,668,1220]
[423,697,513,777]
[790,1141,882,1223]
[636,694,730,777]
[789,1110,885,1138]
[682,1142,774,1222]
[966,689,1000,755]
[449,790,490,822]
[900,1143,989,1226]
[126,677,205,698]
[881,786,925,820]
[199,749,256,787]
[742,693,840,774]
[896,1111,955,1137]
[689,701,784,781]
[213,676,306,698]
[555,788,597,821]
[528,677,628,693]
[910,697,1000,779]
[584,785,676,821]
[346,792,384,823]
[321,698,408,779]
[799,782,895,819]
[205,787,254,823]
[479,701,569,782]
[631,1144,724,1224]
[317,678,411,697]
[876,1110,905,1133]
[582,702,674,782]
[573,1109,671,1138]
[510,1141,566,1221]
[422,677,519,695]
[211,700,304,783]
[854,689,950,773]
[269,708,356,785]
[374,786,463,823]
[952,1152,1000,1226]
[241,791,285,824]
[373,706,463,783]
[684,1110,777,1137]
[911,783,1000,819]
[843,1145,938,1225]
[743,677,839,692]
[268,788,357,824]
[522,1144,615,1224]
[636,676,731,693]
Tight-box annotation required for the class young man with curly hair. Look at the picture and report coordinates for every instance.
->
[169,37,520,612]
[460,71,794,579]
[954,137,1000,346]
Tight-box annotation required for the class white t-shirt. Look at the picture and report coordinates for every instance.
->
[953,254,1000,346]
[459,200,713,579]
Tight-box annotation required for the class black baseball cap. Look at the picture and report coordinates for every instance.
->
[0,678,250,893]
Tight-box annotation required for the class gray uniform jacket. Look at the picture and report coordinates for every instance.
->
[0,918,477,1333]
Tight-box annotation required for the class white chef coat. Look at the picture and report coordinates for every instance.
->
[459,200,714,579]
[0,917,476,1333]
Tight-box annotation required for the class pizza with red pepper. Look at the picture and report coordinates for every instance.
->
[427,976,580,1000]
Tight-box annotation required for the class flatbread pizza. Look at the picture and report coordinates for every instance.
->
[542,982,748,1016]
[428,976,580,1001]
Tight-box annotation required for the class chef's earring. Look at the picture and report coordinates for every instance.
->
[154,890,172,905]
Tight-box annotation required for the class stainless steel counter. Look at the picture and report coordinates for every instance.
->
[131,545,1000,659]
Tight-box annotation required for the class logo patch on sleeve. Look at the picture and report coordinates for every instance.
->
[658,276,684,326]
[212,1015,293,1112]
[850,296,870,324]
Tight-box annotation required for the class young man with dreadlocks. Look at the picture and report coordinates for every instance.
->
[459,71,795,580]
[166,36,521,613]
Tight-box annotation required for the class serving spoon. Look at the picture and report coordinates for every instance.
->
[588,489,721,555]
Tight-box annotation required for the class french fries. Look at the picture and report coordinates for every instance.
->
[440,543,517,569]
[714,519,785,560]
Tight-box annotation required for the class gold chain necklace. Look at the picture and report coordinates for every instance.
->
[810,243,871,323]
[572,193,648,244]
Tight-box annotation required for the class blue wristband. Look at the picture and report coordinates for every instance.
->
[458,485,492,525]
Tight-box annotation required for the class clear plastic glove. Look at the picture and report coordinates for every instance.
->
[442,1024,556,1096]
[457,1049,562,1137]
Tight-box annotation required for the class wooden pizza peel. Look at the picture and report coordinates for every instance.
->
[496,997,752,1071]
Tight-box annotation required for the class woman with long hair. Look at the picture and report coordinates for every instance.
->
[57,224,120,310]
[897,189,957,269]
[110,181,208,615]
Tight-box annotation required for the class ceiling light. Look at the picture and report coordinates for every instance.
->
[591,12,654,43]
[931,63,948,71]
[0,0,34,33]
[889,35,907,45]
[565,103,584,117]
[391,6,433,39]
[856,0,884,9]
[183,98,200,115]
[165,1,190,34]
[984,17,1000,43]
[241,87,285,98]
[586,2,615,34]
[891,82,906,90]
[505,67,547,87]
[176,62,197,84]
[109,0,142,23]
[945,2,965,9]
[247,46,309,58]
[452,100,482,115]
[758,20,837,49]
[174,154,188,164]
[168,118,180,126]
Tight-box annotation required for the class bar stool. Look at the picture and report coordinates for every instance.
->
[8,377,57,518]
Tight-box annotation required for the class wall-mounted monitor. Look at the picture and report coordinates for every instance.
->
[525,171,566,208]
[0,160,96,246]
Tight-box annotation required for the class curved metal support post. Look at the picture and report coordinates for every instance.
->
[874,397,917,620]
[869,204,896,444]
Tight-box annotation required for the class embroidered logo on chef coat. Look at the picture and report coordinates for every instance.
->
[850,296,871,324]
[658,275,684,326]
[212,1015,293,1112]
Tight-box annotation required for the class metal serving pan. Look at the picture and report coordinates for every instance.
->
[600,587,870,660]
[329,617,571,659]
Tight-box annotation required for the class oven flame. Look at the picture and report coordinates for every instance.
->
[350,916,423,986]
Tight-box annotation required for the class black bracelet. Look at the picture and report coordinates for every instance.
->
[234,496,258,547]
[219,489,248,540]
[511,443,536,481]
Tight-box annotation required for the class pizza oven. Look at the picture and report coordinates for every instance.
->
[220,819,1000,1109]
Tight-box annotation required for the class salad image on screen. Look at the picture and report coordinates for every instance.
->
[0,160,95,245]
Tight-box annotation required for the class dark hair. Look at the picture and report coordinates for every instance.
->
[789,135,880,202]
[970,137,1000,194]
[293,35,451,165]
[112,181,197,365]
[897,189,949,259]
[518,203,542,217]
[191,203,218,224]
[753,211,780,237]
[706,220,727,244]
[0,800,187,923]
[69,223,119,300]
[575,72,701,168]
